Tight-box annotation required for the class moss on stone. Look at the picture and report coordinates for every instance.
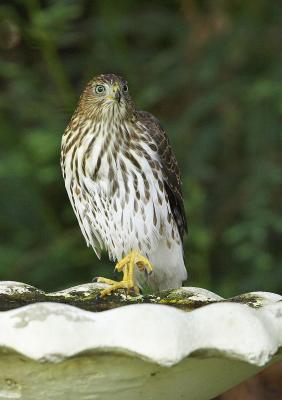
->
[0,282,277,312]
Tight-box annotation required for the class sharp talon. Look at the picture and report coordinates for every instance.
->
[98,251,153,297]
[133,285,140,295]
[100,290,110,298]
[92,277,98,282]
[144,269,152,277]
[136,262,144,271]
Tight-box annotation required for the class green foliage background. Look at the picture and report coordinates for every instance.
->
[0,0,281,296]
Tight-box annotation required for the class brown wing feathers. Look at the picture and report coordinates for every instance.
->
[137,111,187,243]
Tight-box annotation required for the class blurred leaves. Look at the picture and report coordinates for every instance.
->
[0,0,281,295]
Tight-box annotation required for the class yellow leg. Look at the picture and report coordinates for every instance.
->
[97,250,153,297]
[96,277,121,286]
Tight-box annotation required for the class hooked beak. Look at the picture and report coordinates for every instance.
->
[115,90,121,103]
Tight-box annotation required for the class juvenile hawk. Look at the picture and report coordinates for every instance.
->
[61,74,187,296]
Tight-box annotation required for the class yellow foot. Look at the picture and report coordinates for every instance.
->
[97,250,153,297]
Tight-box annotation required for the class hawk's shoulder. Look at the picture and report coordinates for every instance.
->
[136,110,188,242]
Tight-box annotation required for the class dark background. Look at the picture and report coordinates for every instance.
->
[0,0,281,297]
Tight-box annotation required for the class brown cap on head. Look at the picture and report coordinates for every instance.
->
[89,73,127,86]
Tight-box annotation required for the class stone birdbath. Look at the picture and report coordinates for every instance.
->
[0,281,281,400]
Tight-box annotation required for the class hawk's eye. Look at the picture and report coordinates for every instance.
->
[95,85,105,95]
[123,84,128,93]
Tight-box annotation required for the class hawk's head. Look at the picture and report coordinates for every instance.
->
[78,73,135,121]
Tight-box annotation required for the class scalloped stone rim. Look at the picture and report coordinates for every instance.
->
[0,297,281,367]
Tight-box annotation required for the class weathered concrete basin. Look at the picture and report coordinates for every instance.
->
[0,281,281,399]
